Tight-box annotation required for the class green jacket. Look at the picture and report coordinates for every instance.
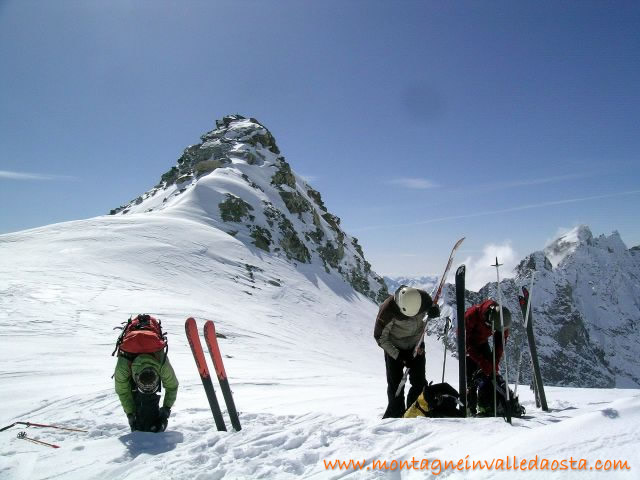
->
[114,353,179,415]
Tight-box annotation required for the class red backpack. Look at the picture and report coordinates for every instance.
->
[112,314,168,358]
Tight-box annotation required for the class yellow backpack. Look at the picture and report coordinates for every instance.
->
[404,382,463,418]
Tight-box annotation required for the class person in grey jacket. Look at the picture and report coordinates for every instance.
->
[374,286,440,418]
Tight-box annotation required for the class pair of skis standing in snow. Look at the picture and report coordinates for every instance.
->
[110,314,241,435]
[375,238,548,422]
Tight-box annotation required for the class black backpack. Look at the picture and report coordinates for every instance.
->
[423,382,464,417]
[405,382,464,418]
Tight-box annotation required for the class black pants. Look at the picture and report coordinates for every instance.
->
[383,350,426,419]
[465,342,496,414]
[132,391,162,432]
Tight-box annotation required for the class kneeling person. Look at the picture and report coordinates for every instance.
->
[114,352,179,432]
[464,300,511,416]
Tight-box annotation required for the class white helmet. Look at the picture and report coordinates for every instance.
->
[394,286,422,317]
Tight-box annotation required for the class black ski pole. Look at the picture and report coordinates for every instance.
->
[442,317,451,383]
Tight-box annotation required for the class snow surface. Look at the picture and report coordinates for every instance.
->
[1,214,638,479]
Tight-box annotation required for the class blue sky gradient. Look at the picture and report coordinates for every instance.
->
[1,0,639,278]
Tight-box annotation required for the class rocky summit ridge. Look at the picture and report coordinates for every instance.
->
[110,114,388,303]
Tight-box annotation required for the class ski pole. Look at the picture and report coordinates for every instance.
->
[16,431,60,449]
[514,348,524,396]
[492,257,512,423]
[1,422,87,433]
[492,332,497,417]
[442,317,451,383]
[491,258,510,400]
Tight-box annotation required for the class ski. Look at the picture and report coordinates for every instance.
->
[185,317,227,431]
[0,422,86,433]
[395,237,465,397]
[16,431,59,449]
[517,285,549,411]
[431,237,466,304]
[455,264,467,417]
[531,359,541,408]
[204,321,242,431]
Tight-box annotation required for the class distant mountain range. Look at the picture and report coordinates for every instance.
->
[398,226,640,388]
[383,275,439,296]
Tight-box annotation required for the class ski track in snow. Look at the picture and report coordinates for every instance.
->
[1,217,639,479]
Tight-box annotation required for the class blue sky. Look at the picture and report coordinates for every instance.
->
[1,0,639,282]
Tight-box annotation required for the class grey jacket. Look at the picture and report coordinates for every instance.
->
[373,293,432,359]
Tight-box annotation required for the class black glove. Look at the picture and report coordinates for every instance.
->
[127,413,136,432]
[157,407,171,432]
[427,304,440,319]
[398,350,414,366]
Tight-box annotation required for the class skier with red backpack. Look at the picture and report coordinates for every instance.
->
[464,300,511,416]
[112,314,179,432]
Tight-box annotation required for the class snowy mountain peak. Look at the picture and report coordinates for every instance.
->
[109,115,388,302]
[500,226,640,388]
[544,225,593,266]
[544,225,631,268]
[598,230,628,254]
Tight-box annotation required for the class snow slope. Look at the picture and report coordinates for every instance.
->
[1,215,638,479]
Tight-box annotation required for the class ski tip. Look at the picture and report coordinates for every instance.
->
[185,317,195,333]
[204,321,218,339]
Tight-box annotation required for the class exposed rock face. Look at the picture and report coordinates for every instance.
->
[110,115,388,302]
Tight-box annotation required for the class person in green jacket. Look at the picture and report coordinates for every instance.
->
[114,352,179,432]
